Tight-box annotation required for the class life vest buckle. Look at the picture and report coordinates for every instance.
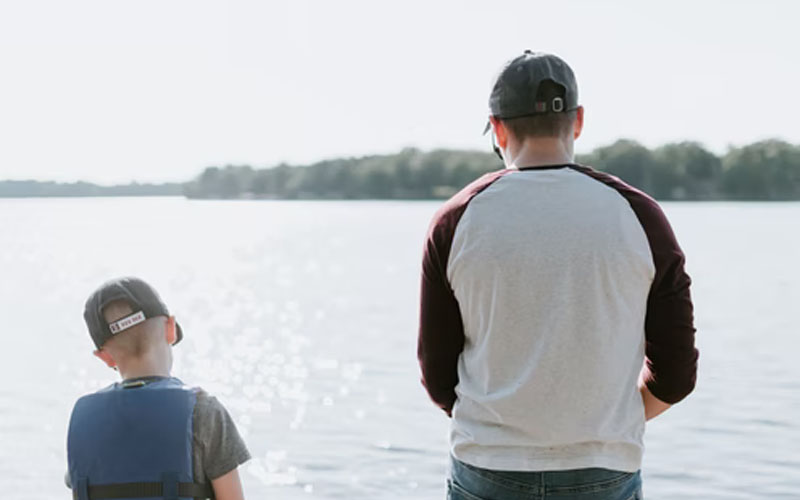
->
[162,471,179,500]
[75,477,89,500]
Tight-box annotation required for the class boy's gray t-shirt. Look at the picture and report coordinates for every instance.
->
[193,389,251,482]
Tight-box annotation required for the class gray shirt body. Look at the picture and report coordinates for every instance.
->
[419,165,697,472]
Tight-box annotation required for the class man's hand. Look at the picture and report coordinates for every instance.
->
[639,383,672,421]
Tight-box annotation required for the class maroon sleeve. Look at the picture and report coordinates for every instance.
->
[418,170,510,415]
[571,165,699,404]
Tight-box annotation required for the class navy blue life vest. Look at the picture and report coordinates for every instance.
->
[67,377,213,500]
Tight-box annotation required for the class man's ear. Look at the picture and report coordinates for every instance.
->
[489,116,509,149]
[93,349,117,369]
[165,316,177,345]
[573,106,584,140]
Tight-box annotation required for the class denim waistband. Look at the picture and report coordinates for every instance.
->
[450,455,642,497]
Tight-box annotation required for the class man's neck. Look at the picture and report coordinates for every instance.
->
[505,137,574,169]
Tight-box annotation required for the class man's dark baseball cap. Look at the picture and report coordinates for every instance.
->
[83,277,183,349]
[483,50,579,134]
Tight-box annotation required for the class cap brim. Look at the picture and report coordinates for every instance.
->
[174,322,183,345]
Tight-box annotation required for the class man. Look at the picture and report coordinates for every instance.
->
[418,51,698,499]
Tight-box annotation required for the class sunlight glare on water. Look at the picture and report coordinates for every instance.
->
[0,198,798,499]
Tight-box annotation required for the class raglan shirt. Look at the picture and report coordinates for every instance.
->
[418,164,697,472]
[66,378,250,489]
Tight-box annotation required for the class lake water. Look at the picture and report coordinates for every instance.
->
[0,198,798,499]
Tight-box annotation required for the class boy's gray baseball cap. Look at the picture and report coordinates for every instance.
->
[483,50,579,134]
[83,277,183,349]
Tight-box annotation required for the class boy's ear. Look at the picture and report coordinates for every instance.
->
[93,349,117,369]
[165,316,177,345]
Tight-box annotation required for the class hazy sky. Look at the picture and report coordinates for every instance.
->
[1,0,798,184]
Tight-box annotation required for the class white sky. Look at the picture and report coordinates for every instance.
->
[1,0,798,184]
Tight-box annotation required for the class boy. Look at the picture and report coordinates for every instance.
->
[66,277,250,500]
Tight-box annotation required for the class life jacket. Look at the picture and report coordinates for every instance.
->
[67,377,214,500]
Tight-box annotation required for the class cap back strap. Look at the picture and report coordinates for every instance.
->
[108,311,146,335]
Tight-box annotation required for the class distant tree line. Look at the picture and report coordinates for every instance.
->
[0,180,183,198]
[3,139,798,200]
[579,139,800,201]
[184,139,800,201]
[184,148,497,201]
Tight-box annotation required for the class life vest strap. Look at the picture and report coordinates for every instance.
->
[71,480,214,499]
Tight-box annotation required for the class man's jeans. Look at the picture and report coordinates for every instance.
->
[448,456,643,500]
